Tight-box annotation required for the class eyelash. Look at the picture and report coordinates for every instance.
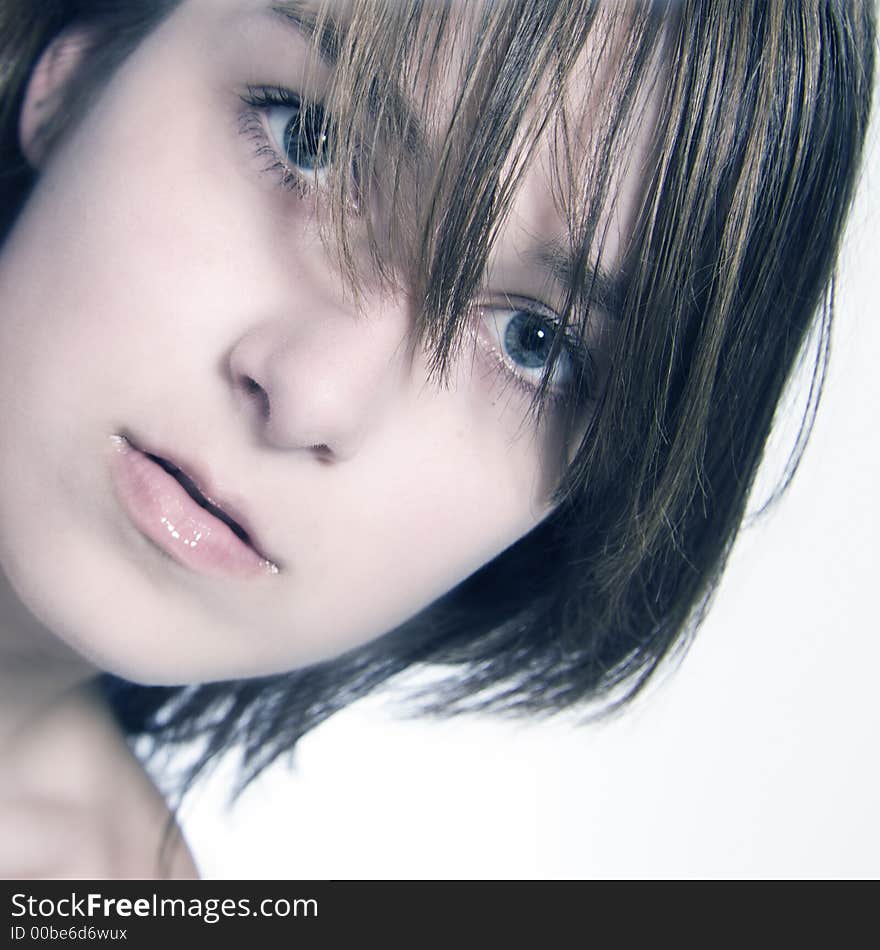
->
[238,84,347,199]
[475,298,595,412]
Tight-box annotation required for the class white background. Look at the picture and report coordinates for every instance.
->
[179,102,880,881]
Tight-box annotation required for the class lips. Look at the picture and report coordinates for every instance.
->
[142,450,252,545]
[108,432,279,579]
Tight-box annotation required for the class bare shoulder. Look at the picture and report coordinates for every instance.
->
[1,683,200,879]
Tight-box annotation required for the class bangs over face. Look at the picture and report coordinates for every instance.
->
[281,0,665,464]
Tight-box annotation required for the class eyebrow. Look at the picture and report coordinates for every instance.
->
[266,3,427,157]
[533,241,627,322]
[268,2,340,63]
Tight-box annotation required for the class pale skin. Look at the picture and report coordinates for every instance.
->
[0,0,641,876]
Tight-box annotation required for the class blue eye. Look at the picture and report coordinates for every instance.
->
[505,311,556,369]
[266,96,331,178]
[241,86,335,190]
[483,306,576,393]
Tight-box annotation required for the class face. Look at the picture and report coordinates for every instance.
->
[0,0,638,683]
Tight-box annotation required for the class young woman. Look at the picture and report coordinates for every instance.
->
[0,0,873,877]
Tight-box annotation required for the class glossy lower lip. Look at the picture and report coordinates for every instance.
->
[108,436,279,579]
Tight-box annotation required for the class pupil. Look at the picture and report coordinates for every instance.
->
[283,103,328,171]
[505,312,554,369]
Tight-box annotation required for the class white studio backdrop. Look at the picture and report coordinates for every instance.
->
[177,106,880,881]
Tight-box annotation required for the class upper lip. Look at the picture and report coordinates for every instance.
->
[119,430,278,567]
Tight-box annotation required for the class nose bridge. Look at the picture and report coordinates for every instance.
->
[228,282,414,459]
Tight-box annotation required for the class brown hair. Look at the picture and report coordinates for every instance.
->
[0,0,874,793]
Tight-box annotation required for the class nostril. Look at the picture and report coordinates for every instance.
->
[241,374,270,419]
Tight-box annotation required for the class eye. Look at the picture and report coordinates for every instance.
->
[481,305,576,394]
[240,85,335,190]
[265,95,332,182]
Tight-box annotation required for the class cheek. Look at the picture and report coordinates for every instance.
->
[269,441,550,664]
[0,120,275,438]
[333,362,556,582]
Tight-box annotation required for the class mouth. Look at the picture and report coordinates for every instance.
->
[143,451,252,546]
[108,432,279,579]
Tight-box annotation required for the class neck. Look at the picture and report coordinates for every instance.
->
[0,568,99,746]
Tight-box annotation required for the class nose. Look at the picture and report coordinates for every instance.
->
[227,293,415,461]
